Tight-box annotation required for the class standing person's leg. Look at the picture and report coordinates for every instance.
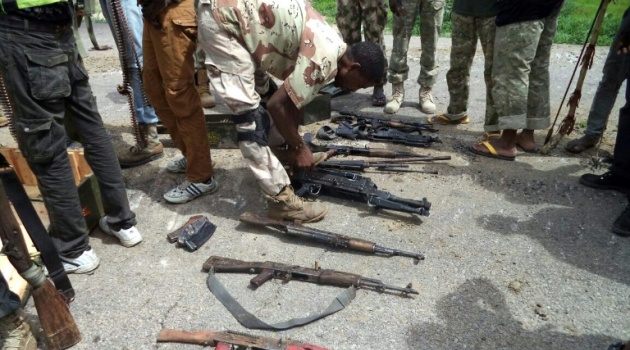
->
[385,0,421,114]
[470,20,543,160]
[478,15,498,134]
[360,0,388,106]
[143,0,215,203]
[198,3,327,222]
[0,24,98,270]
[520,12,559,152]
[336,0,363,45]
[114,0,165,167]
[416,0,445,114]
[431,11,475,124]
[567,10,630,153]
[61,28,142,249]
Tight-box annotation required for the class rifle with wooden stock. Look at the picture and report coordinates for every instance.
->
[203,256,418,295]
[239,212,425,261]
[157,329,328,350]
[0,178,81,349]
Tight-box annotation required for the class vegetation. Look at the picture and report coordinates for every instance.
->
[312,0,628,45]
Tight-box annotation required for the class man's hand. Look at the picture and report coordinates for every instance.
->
[388,0,405,17]
[286,145,315,175]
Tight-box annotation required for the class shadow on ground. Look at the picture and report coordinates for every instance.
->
[406,278,620,349]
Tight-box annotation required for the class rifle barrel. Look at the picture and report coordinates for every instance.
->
[373,245,425,260]
[359,278,419,295]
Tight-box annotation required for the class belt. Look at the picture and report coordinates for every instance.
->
[0,15,71,33]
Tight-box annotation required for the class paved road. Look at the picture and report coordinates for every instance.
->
[0,23,628,350]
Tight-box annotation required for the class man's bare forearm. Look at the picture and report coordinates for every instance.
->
[266,85,304,148]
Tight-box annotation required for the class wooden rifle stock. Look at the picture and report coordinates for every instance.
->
[0,184,81,350]
[157,329,330,350]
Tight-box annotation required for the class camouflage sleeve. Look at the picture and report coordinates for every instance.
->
[284,5,345,109]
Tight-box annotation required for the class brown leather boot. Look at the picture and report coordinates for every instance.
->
[265,186,328,223]
[196,68,216,108]
[0,308,37,350]
[118,123,164,168]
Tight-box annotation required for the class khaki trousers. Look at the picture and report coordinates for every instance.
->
[143,0,213,183]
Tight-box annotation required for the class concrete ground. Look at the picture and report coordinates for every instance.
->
[1,23,629,349]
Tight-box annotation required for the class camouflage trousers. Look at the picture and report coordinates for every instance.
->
[198,2,290,196]
[336,0,388,84]
[491,13,559,132]
[388,0,445,87]
[445,12,497,129]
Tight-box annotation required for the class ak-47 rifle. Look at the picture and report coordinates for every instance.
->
[355,126,442,148]
[318,158,447,173]
[157,329,328,350]
[0,183,81,350]
[202,256,418,295]
[541,0,612,154]
[304,133,436,159]
[291,168,431,217]
[239,212,425,261]
[333,110,438,133]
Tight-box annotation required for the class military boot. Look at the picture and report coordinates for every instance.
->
[419,86,436,114]
[265,186,328,223]
[0,308,37,350]
[118,123,164,168]
[384,82,404,114]
[196,68,216,108]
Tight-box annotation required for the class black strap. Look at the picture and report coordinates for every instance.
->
[206,270,356,330]
[0,154,75,300]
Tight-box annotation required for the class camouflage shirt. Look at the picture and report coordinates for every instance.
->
[209,0,347,109]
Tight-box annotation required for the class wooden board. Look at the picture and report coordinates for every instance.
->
[0,147,93,188]
[0,206,40,303]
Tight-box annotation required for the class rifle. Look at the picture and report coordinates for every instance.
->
[318,158,447,173]
[0,183,81,350]
[291,168,431,217]
[355,126,442,148]
[157,329,328,350]
[202,256,418,295]
[239,212,425,261]
[333,110,438,133]
[304,132,435,159]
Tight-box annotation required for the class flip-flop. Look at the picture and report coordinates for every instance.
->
[428,114,470,125]
[481,132,501,141]
[371,90,386,107]
[468,141,516,161]
[516,143,540,153]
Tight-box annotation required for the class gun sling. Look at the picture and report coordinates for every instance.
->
[206,270,356,330]
[0,154,75,299]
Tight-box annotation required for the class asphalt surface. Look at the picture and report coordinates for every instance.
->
[0,22,628,350]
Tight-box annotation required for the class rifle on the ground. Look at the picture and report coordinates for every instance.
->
[304,133,436,159]
[291,168,431,217]
[333,110,438,133]
[157,329,328,349]
[202,256,418,295]
[239,212,425,261]
[318,158,447,173]
[0,183,81,350]
[355,126,442,148]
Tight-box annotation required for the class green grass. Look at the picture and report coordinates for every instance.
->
[312,0,628,45]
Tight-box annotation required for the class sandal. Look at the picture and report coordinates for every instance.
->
[468,141,516,161]
[428,114,470,125]
[565,135,599,154]
[371,90,387,107]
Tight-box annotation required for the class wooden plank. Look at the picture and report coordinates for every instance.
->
[0,206,39,303]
